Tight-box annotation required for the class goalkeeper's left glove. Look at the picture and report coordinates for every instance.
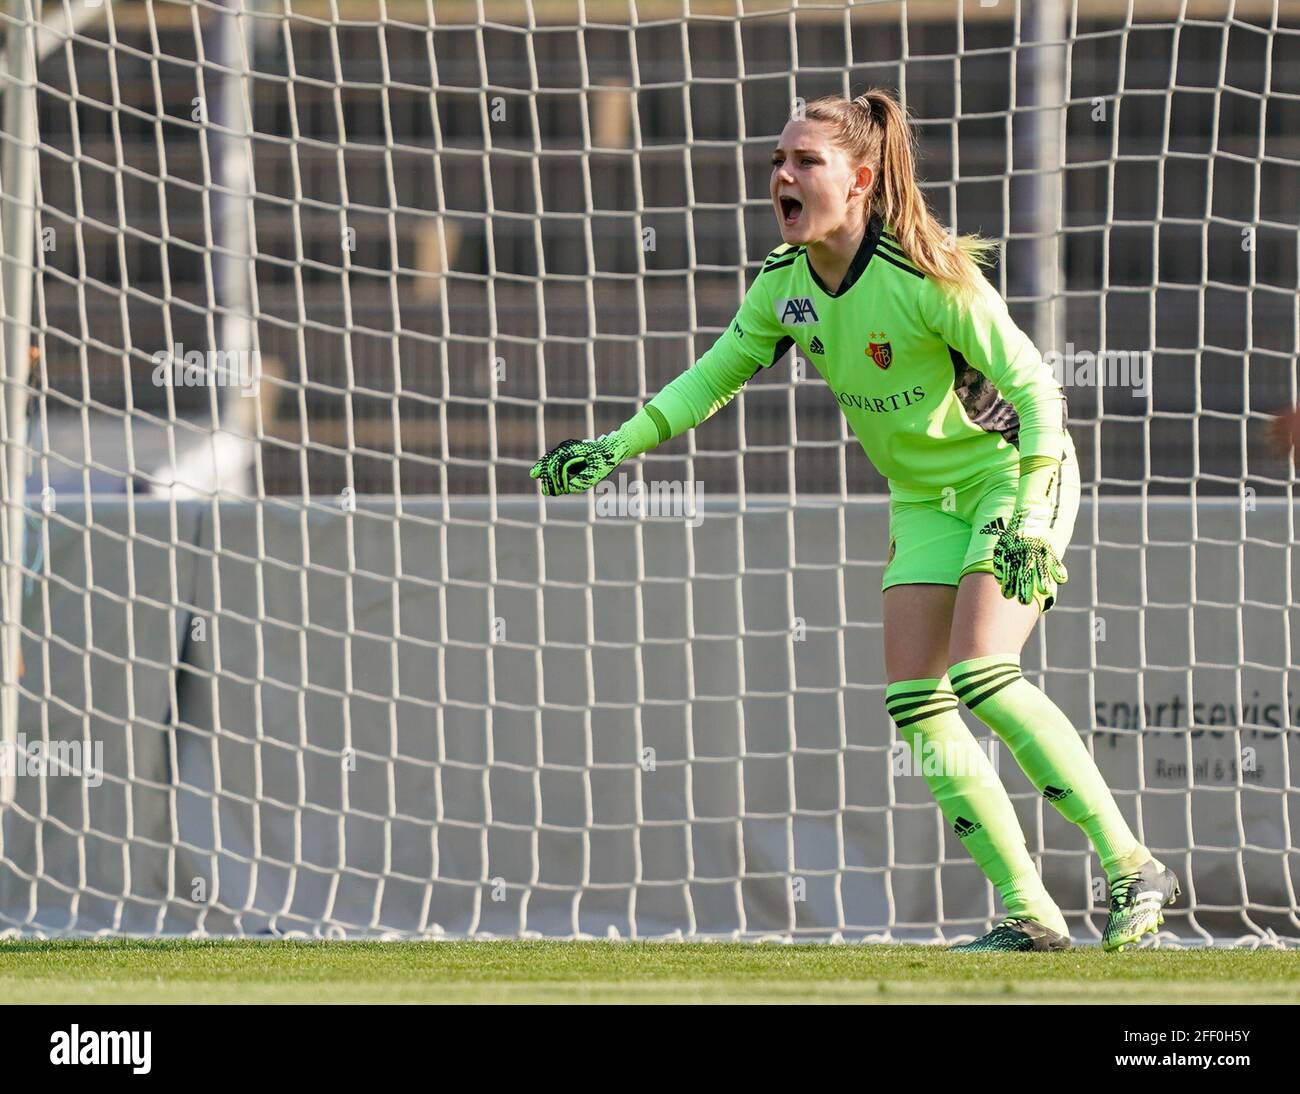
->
[530,431,631,496]
[992,455,1068,608]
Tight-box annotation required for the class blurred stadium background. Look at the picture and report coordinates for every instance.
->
[22,0,1300,498]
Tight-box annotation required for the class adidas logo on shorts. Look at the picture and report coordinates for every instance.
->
[979,517,1007,535]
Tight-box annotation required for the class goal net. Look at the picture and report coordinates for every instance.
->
[0,0,1297,943]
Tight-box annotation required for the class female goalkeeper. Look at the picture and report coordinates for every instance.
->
[531,89,1178,952]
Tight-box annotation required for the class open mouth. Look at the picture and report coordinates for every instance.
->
[779,195,803,225]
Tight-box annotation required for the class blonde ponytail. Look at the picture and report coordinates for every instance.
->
[804,89,997,297]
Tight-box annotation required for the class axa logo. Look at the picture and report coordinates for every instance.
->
[776,297,820,325]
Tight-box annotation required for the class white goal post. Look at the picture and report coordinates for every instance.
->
[0,0,1297,943]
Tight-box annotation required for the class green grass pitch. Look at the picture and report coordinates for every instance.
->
[1,939,1297,1004]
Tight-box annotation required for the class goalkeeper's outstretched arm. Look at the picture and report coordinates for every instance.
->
[531,273,792,496]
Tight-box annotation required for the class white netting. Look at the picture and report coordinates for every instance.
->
[0,0,1296,943]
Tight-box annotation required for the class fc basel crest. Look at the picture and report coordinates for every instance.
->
[868,341,892,370]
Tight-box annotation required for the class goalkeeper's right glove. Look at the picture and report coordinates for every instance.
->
[530,431,631,496]
[991,456,1069,609]
[992,507,1069,608]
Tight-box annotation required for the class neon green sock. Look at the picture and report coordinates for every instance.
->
[886,676,1067,935]
[948,653,1151,883]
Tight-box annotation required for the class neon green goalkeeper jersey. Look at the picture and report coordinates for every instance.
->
[623,213,1068,501]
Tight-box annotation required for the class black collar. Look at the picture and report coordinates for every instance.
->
[806,211,883,298]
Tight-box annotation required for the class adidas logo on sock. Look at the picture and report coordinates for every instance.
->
[979,517,1007,535]
[953,816,983,838]
[809,336,825,355]
[1043,784,1074,802]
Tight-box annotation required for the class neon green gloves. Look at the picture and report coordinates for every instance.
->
[531,339,756,496]
[530,405,671,496]
[529,431,633,496]
[992,455,1068,607]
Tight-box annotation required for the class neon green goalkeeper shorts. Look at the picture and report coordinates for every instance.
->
[882,438,1081,612]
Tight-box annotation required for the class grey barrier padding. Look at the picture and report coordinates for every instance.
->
[0,496,1295,939]
[0,500,204,932]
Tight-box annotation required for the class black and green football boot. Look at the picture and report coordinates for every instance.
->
[1103,858,1180,952]
[949,916,1072,953]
